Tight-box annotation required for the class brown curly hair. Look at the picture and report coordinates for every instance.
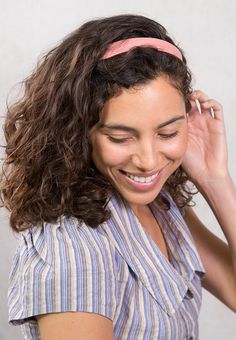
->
[1,14,196,232]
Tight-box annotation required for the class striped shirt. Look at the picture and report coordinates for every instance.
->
[8,190,205,339]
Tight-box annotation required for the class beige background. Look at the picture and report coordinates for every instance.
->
[0,0,235,339]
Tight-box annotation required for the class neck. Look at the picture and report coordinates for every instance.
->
[129,203,151,219]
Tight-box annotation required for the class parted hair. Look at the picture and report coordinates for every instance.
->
[1,14,196,232]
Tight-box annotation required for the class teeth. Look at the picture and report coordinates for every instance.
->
[125,172,159,183]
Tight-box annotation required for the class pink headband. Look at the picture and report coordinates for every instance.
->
[101,37,183,61]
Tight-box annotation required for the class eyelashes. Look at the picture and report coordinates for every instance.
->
[107,136,131,143]
[158,131,179,139]
[107,131,179,144]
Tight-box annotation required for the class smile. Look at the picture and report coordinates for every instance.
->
[125,171,159,183]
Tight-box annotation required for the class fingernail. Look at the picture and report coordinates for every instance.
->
[195,99,202,114]
[210,107,215,118]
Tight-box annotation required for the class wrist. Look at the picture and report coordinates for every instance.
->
[193,169,230,191]
[197,175,235,204]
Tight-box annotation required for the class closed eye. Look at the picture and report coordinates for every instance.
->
[159,131,178,139]
[107,136,131,143]
[107,131,179,143]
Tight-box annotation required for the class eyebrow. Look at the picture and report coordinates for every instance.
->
[99,115,185,132]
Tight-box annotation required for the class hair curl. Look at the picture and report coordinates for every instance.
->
[1,14,197,232]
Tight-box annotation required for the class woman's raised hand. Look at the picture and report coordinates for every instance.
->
[182,90,229,188]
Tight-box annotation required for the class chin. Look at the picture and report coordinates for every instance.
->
[121,188,162,207]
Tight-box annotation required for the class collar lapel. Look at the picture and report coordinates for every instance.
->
[101,194,193,316]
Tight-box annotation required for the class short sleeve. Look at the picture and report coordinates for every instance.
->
[8,216,118,326]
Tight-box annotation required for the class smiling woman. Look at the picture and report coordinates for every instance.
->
[90,76,188,208]
[2,13,236,340]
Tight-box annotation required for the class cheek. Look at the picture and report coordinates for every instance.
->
[173,126,188,157]
[162,135,188,160]
[92,136,130,168]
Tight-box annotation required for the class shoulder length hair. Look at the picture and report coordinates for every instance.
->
[1,14,196,232]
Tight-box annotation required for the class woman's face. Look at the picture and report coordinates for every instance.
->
[90,76,188,210]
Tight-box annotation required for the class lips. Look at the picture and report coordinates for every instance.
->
[125,171,159,183]
[118,168,164,192]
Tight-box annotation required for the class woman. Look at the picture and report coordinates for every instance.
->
[2,14,236,340]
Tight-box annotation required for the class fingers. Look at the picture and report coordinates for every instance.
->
[189,90,224,120]
[201,99,223,120]
[191,90,209,102]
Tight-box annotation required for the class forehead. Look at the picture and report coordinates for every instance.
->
[100,76,185,124]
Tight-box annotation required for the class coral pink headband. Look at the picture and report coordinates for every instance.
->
[101,37,183,61]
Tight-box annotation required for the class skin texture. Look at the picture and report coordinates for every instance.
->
[90,76,188,215]
[37,312,114,340]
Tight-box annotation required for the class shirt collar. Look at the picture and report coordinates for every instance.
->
[101,191,204,315]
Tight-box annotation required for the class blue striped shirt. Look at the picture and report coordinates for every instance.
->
[8,190,205,339]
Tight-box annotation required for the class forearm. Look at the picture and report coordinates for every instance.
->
[198,175,236,268]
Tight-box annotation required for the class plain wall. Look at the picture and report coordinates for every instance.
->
[0,0,235,339]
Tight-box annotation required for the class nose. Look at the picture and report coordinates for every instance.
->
[131,139,163,171]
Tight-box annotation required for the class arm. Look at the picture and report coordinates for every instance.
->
[184,202,236,312]
[37,312,114,340]
[182,90,236,311]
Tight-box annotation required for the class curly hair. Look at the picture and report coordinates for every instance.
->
[1,14,196,232]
